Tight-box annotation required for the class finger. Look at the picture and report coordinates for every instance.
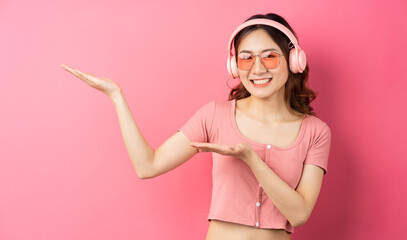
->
[191,144,216,152]
[190,142,236,155]
[191,142,219,148]
[75,70,99,82]
[190,143,215,151]
[61,65,93,85]
[61,64,76,73]
[201,145,230,154]
[61,64,78,74]
[73,68,88,76]
[69,70,89,81]
[61,64,70,70]
[66,68,93,85]
[61,64,81,75]
[61,65,89,77]
[196,147,214,153]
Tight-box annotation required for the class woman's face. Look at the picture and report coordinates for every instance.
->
[236,28,289,100]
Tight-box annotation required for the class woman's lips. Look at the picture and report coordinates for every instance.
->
[250,78,272,87]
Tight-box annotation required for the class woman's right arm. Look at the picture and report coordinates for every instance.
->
[62,64,199,179]
[110,90,199,179]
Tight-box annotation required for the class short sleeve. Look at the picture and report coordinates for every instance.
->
[304,124,332,175]
[177,100,216,143]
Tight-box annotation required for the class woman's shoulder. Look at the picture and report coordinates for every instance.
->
[192,99,230,117]
[207,99,233,110]
[305,114,331,136]
[212,98,232,104]
[304,114,331,153]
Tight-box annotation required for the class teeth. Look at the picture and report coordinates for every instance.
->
[253,78,271,84]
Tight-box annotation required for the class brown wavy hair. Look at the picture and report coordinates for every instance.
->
[228,13,317,116]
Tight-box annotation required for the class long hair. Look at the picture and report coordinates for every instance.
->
[228,13,317,116]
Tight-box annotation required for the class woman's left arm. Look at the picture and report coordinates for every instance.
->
[245,151,324,228]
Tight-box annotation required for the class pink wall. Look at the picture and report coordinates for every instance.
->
[0,0,405,239]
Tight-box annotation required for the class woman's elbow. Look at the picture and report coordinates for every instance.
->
[134,166,155,179]
[291,218,306,228]
[291,212,310,228]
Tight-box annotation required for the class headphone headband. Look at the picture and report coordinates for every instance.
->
[227,18,299,56]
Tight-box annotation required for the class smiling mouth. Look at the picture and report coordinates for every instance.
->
[250,78,272,84]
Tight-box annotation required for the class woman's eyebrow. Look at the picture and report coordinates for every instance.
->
[239,48,279,54]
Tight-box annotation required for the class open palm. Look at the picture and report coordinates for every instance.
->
[190,142,254,162]
[61,64,121,98]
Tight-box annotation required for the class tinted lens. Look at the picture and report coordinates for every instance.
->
[237,51,281,70]
[237,54,254,70]
[261,52,280,69]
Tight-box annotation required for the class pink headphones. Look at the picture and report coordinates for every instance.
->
[227,18,307,79]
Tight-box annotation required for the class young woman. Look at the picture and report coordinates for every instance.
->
[62,13,331,240]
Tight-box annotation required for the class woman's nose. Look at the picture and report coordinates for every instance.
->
[252,56,268,74]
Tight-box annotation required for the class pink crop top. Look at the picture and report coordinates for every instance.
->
[177,99,331,233]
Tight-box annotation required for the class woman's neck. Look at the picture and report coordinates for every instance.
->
[244,94,296,123]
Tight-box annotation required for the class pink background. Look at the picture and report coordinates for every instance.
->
[0,0,406,239]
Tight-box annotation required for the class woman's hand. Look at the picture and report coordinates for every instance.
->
[61,64,121,98]
[189,142,254,164]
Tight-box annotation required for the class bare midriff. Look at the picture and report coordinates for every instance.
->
[206,220,291,240]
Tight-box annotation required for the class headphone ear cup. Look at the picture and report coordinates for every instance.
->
[289,48,299,73]
[297,50,307,73]
[227,56,232,77]
[230,56,239,78]
[289,48,307,73]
